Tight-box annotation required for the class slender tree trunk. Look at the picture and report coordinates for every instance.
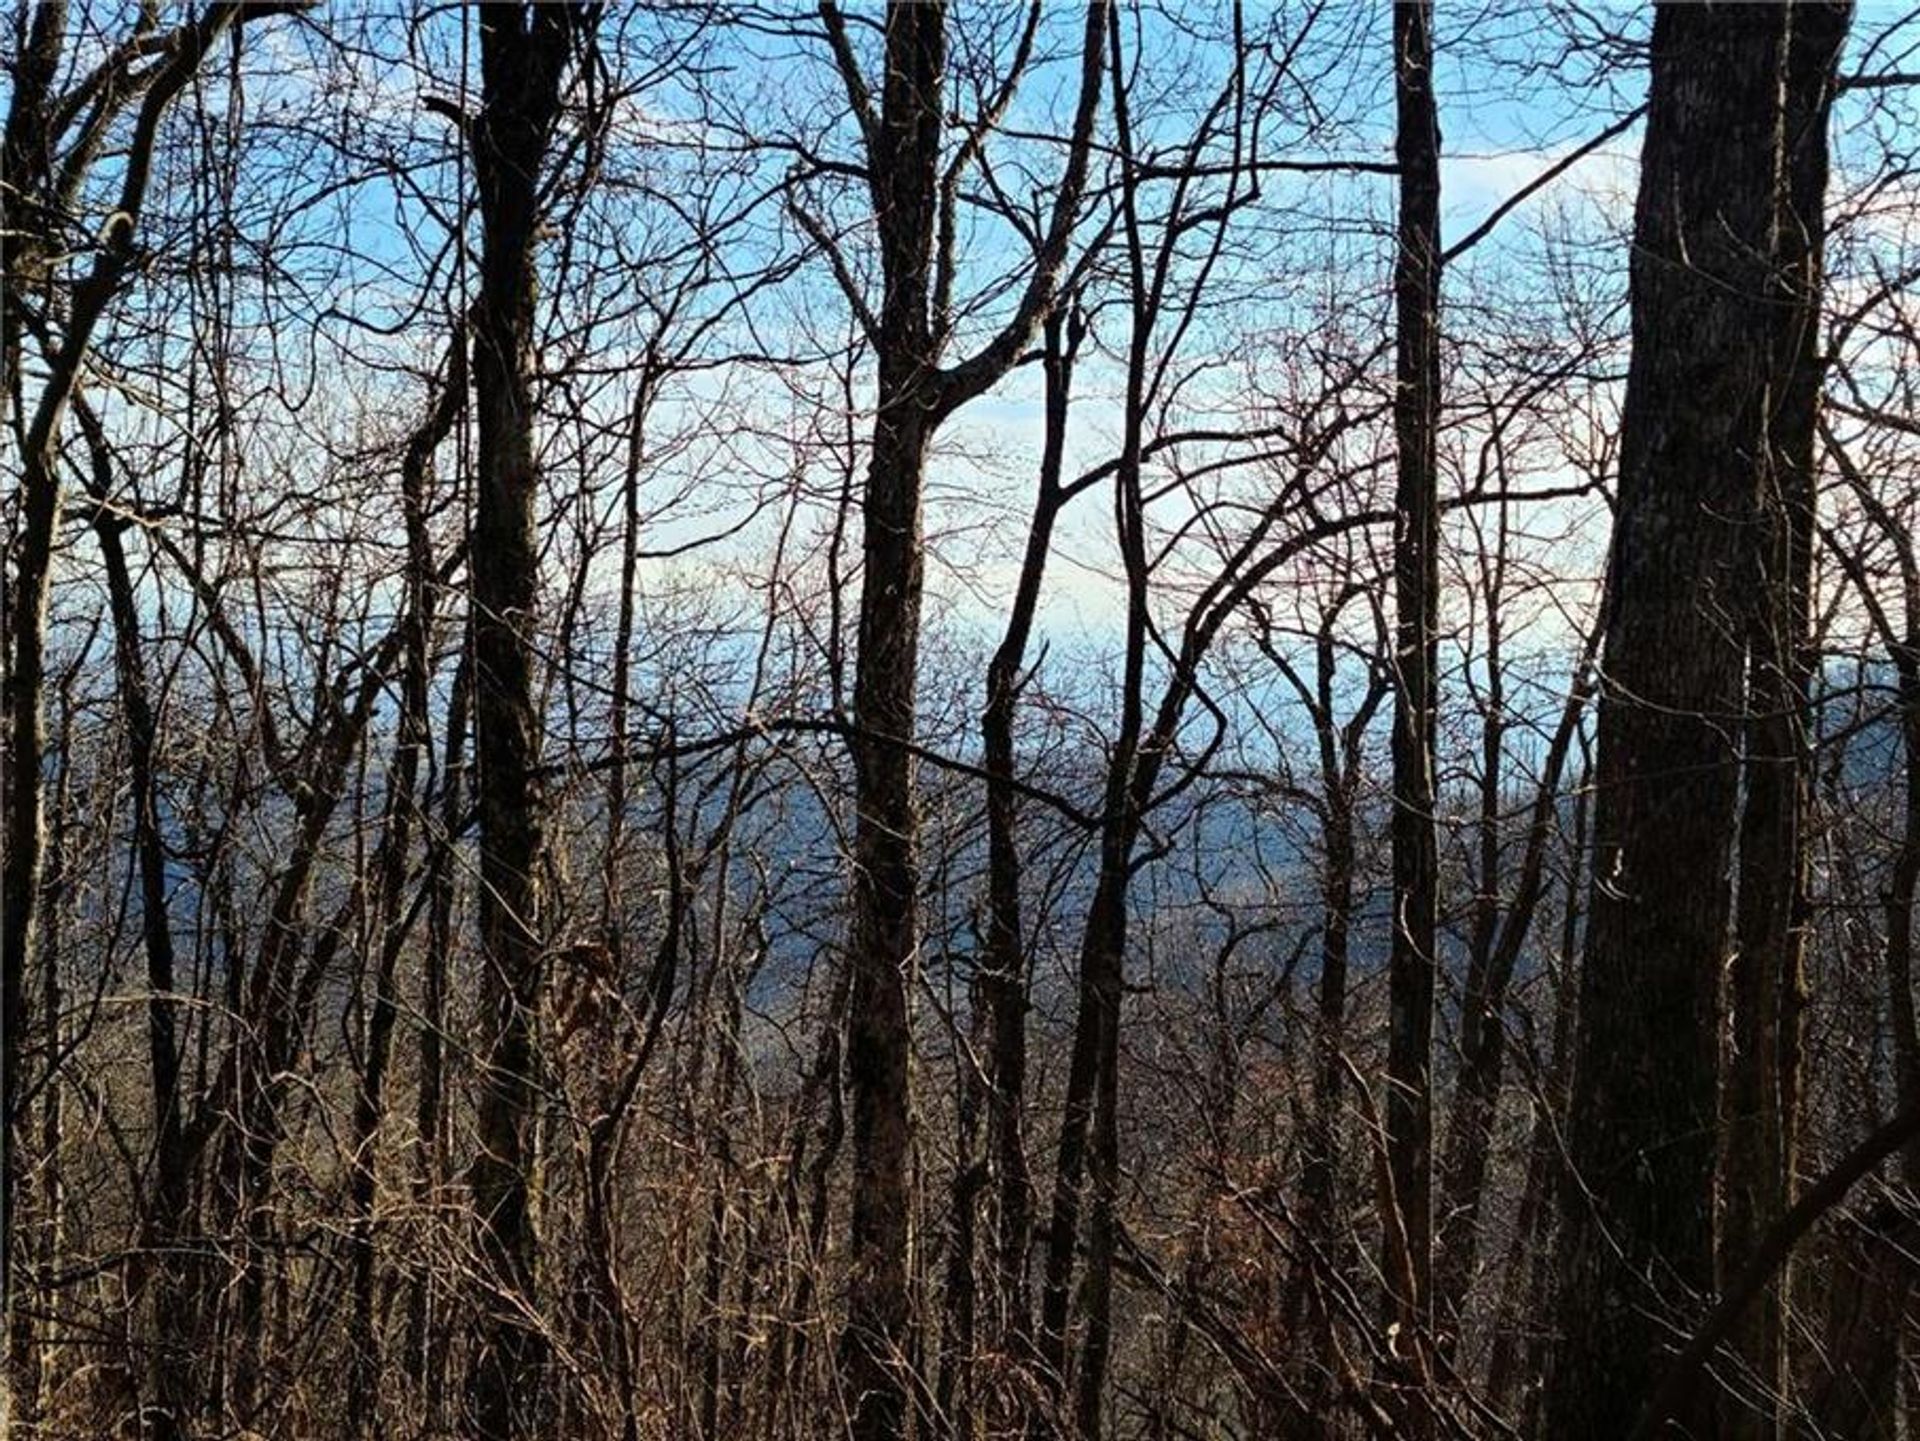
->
[464,8,587,1438]
[1265,589,1384,1435]
[936,966,988,1440]
[1437,637,1597,1340]
[839,10,945,1435]
[981,309,1078,1380]
[10,686,74,1436]
[1039,297,1140,1441]
[843,388,933,1440]
[1031,832,1132,1432]
[347,338,463,1436]
[769,958,850,1441]
[1547,9,1795,1436]
[0,22,66,1341]
[4,10,252,1391]
[0,1,66,438]
[225,784,381,1425]
[813,5,1104,1424]
[1385,3,1441,1429]
[1884,634,1920,1158]
[410,649,469,1427]
[93,506,196,1441]
[1808,1204,1914,1440]
[1816,373,1920,1441]
[1485,764,1589,1427]
[1296,770,1359,1429]
[576,348,660,1441]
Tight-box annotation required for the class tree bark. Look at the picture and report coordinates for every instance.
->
[464,7,588,1438]
[835,9,945,1432]
[821,5,1107,1432]
[1719,8,1848,1437]
[1547,9,1798,1436]
[1385,3,1442,1430]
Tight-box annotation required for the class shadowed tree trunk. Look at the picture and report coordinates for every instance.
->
[980,306,1083,1384]
[1385,2,1441,1430]
[1547,8,1800,1437]
[409,647,470,1430]
[1807,1203,1914,1441]
[808,5,1107,1434]
[463,6,591,1438]
[1719,8,1848,1438]
[839,26,939,1395]
[85,421,195,1441]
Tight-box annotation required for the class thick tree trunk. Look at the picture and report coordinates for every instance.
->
[843,394,933,1440]
[1,7,64,1356]
[1547,8,1798,1436]
[1385,3,1442,1429]
[1720,8,1848,1438]
[464,8,585,1438]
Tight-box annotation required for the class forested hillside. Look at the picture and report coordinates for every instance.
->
[3,3,1917,1439]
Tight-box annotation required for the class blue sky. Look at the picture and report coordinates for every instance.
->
[18,1,1920,770]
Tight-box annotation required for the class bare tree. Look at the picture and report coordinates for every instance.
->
[8,5,1920,1438]
[801,5,1108,1433]
[460,6,596,1437]
[1384,5,1442,1430]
